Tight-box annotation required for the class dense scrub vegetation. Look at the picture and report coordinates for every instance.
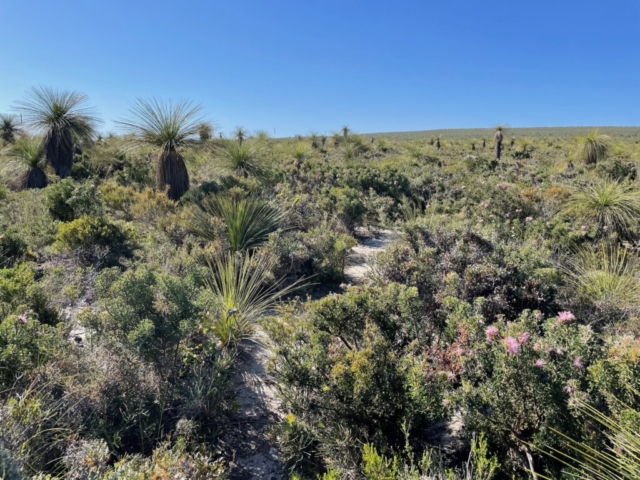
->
[2,90,640,479]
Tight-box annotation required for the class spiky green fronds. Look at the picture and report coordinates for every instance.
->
[233,126,247,144]
[220,140,266,179]
[1,136,48,189]
[14,86,100,177]
[564,179,640,237]
[206,252,305,347]
[341,126,351,138]
[198,122,213,141]
[576,129,610,164]
[566,245,640,313]
[189,195,285,251]
[0,114,21,143]
[117,98,204,152]
[292,143,308,162]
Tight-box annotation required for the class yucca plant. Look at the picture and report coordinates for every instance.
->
[189,195,285,251]
[117,98,204,200]
[341,125,351,138]
[255,130,270,141]
[206,252,305,348]
[234,126,247,144]
[565,245,640,314]
[0,114,21,144]
[292,143,307,162]
[1,136,48,189]
[219,140,266,179]
[563,179,640,238]
[539,399,640,480]
[14,87,100,178]
[576,130,610,165]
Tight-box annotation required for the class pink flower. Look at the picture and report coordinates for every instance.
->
[447,372,456,382]
[505,212,511,218]
[0,234,4,240]
[572,357,583,369]
[393,180,398,185]
[516,209,522,213]
[504,336,519,355]
[479,219,484,223]
[534,311,543,320]
[546,221,551,227]
[603,225,608,231]
[557,311,576,325]
[535,359,546,368]
[533,342,541,351]
[17,314,27,324]
[525,216,533,222]
[518,332,530,345]
[485,325,500,342]
[563,385,573,395]
[581,231,587,236]
[581,225,587,230]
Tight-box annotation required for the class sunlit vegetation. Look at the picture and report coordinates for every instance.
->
[2,86,640,478]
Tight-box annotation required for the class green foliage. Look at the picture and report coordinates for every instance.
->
[53,215,126,251]
[219,140,266,178]
[206,252,305,348]
[45,178,103,221]
[563,179,640,238]
[188,194,285,251]
[576,129,610,164]
[14,86,100,178]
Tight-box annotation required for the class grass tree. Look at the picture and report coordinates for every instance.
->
[206,252,305,348]
[187,194,285,251]
[234,126,247,144]
[198,122,213,141]
[117,98,205,201]
[576,129,610,164]
[0,114,21,144]
[341,125,351,138]
[1,136,48,189]
[566,245,640,315]
[564,179,640,238]
[494,125,505,160]
[14,87,100,178]
[220,140,266,179]
[310,132,319,149]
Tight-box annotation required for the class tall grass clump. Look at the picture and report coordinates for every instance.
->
[206,252,304,348]
[566,245,640,315]
[219,140,266,179]
[563,179,640,238]
[14,87,100,178]
[1,136,48,189]
[117,98,204,200]
[576,129,610,165]
[188,195,285,251]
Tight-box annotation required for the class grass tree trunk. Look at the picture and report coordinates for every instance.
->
[494,131,503,161]
[44,127,74,178]
[436,139,441,150]
[157,148,189,200]
[19,167,48,190]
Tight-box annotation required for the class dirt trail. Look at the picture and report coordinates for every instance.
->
[225,229,400,478]
[344,229,399,283]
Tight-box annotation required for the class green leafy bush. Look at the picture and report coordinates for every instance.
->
[45,179,103,221]
[53,215,126,251]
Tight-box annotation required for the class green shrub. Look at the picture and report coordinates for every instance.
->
[45,179,103,221]
[0,233,27,267]
[53,215,126,251]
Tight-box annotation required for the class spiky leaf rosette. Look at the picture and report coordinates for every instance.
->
[206,251,306,348]
[117,98,205,200]
[220,140,267,179]
[0,114,22,144]
[187,194,286,251]
[14,87,100,178]
[564,179,640,238]
[1,136,48,189]
[576,129,610,165]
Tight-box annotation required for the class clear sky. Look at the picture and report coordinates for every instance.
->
[1,0,639,137]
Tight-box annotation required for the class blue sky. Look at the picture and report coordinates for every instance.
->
[1,0,639,136]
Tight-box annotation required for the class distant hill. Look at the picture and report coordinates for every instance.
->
[368,126,640,141]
